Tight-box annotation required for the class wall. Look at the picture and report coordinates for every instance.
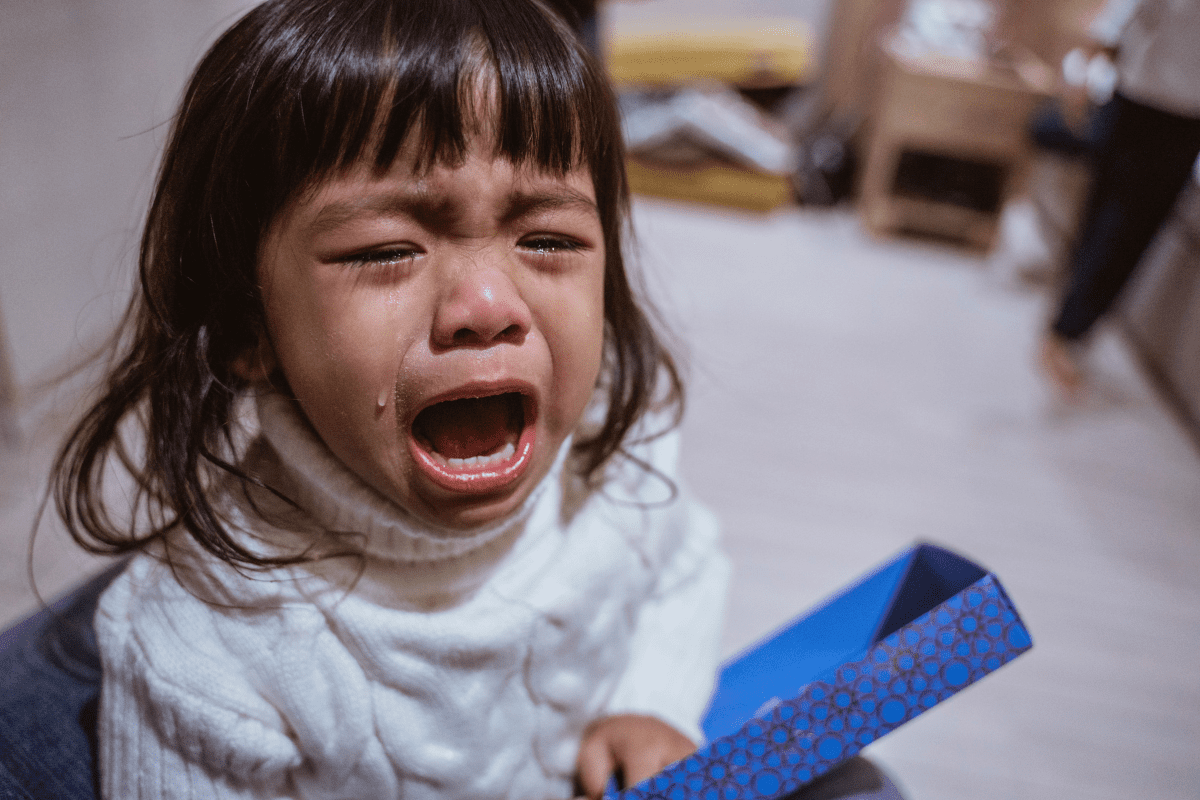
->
[0,0,259,404]
[1122,182,1200,438]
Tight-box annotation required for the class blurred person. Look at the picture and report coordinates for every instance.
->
[1040,0,1200,400]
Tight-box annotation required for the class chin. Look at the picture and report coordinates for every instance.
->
[411,481,537,530]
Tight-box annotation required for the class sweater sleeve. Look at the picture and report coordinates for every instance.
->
[96,558,304,800]
[99,673,300,800]
[601,429,731,745]
[98,552,401,800]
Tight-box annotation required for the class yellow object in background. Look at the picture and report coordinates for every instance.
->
[606,19,816,88]
[626,157,793,213]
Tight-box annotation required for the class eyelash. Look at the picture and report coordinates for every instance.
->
[337,235,585,270]
[520,236,583,254]
[342,247,421,269]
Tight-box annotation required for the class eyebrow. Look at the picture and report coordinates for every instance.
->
[499,188,598,223]
[308,186,599,236]
[308,190,451,236]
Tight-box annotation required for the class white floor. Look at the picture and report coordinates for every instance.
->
[634,200,1200,800]
[3,1,1200,799]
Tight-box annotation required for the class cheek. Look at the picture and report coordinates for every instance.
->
[265,280,411,423]
[321,296,403,372]
[542,270,607,427]
[265,286,418,486]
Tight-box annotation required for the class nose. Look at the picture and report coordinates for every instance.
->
[432,256,532,348]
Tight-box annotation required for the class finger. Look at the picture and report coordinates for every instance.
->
[576,733,617,800]
[617,747,671,790]
[615,735,693,789]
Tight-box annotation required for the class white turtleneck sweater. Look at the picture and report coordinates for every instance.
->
[95,393,728,800]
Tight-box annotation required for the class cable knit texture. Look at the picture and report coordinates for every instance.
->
[95,393,728,800]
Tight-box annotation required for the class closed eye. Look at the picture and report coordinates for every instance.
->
[339,246,423,270]
[519,235,584,255]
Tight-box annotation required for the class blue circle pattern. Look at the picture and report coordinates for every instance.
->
[617,576,1031,800]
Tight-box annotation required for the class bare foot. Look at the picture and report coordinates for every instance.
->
[1039,333,1087,403]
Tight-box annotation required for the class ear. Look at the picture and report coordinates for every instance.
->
[230,335,278,382]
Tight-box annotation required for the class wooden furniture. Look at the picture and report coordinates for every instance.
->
[821,0,909,125]
[858,45,1051,248]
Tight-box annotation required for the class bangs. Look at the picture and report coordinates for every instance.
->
[243,0,615,204]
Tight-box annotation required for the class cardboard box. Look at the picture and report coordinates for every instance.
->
[613,543,1032,800]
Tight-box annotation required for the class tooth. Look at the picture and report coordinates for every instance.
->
[483,443,514,465]
[435,441,518,471]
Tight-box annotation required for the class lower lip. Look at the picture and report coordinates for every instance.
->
[409,419,537,495]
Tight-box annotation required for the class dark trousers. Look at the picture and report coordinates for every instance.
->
[1052,93,1200,341]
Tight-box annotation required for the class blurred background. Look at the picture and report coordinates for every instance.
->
[2,0,1199,798]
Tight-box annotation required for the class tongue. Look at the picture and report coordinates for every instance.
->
[416,395,521,460]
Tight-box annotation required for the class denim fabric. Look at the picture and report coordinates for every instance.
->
[0,562,124,800]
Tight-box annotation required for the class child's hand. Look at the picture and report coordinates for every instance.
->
[574,714,696,799]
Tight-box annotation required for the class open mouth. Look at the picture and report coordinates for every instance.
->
[409,391,535,493]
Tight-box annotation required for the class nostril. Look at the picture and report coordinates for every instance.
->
[448,324,524,347]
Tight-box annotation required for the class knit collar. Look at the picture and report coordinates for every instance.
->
[255,391,559,563]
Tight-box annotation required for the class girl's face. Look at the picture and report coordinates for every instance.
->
[255,136,606,529]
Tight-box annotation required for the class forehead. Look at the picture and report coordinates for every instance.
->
[281,143,598,237]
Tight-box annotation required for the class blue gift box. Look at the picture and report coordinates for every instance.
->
[614,543,1033,800]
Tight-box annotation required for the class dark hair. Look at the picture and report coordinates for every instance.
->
[52,0,682,568]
